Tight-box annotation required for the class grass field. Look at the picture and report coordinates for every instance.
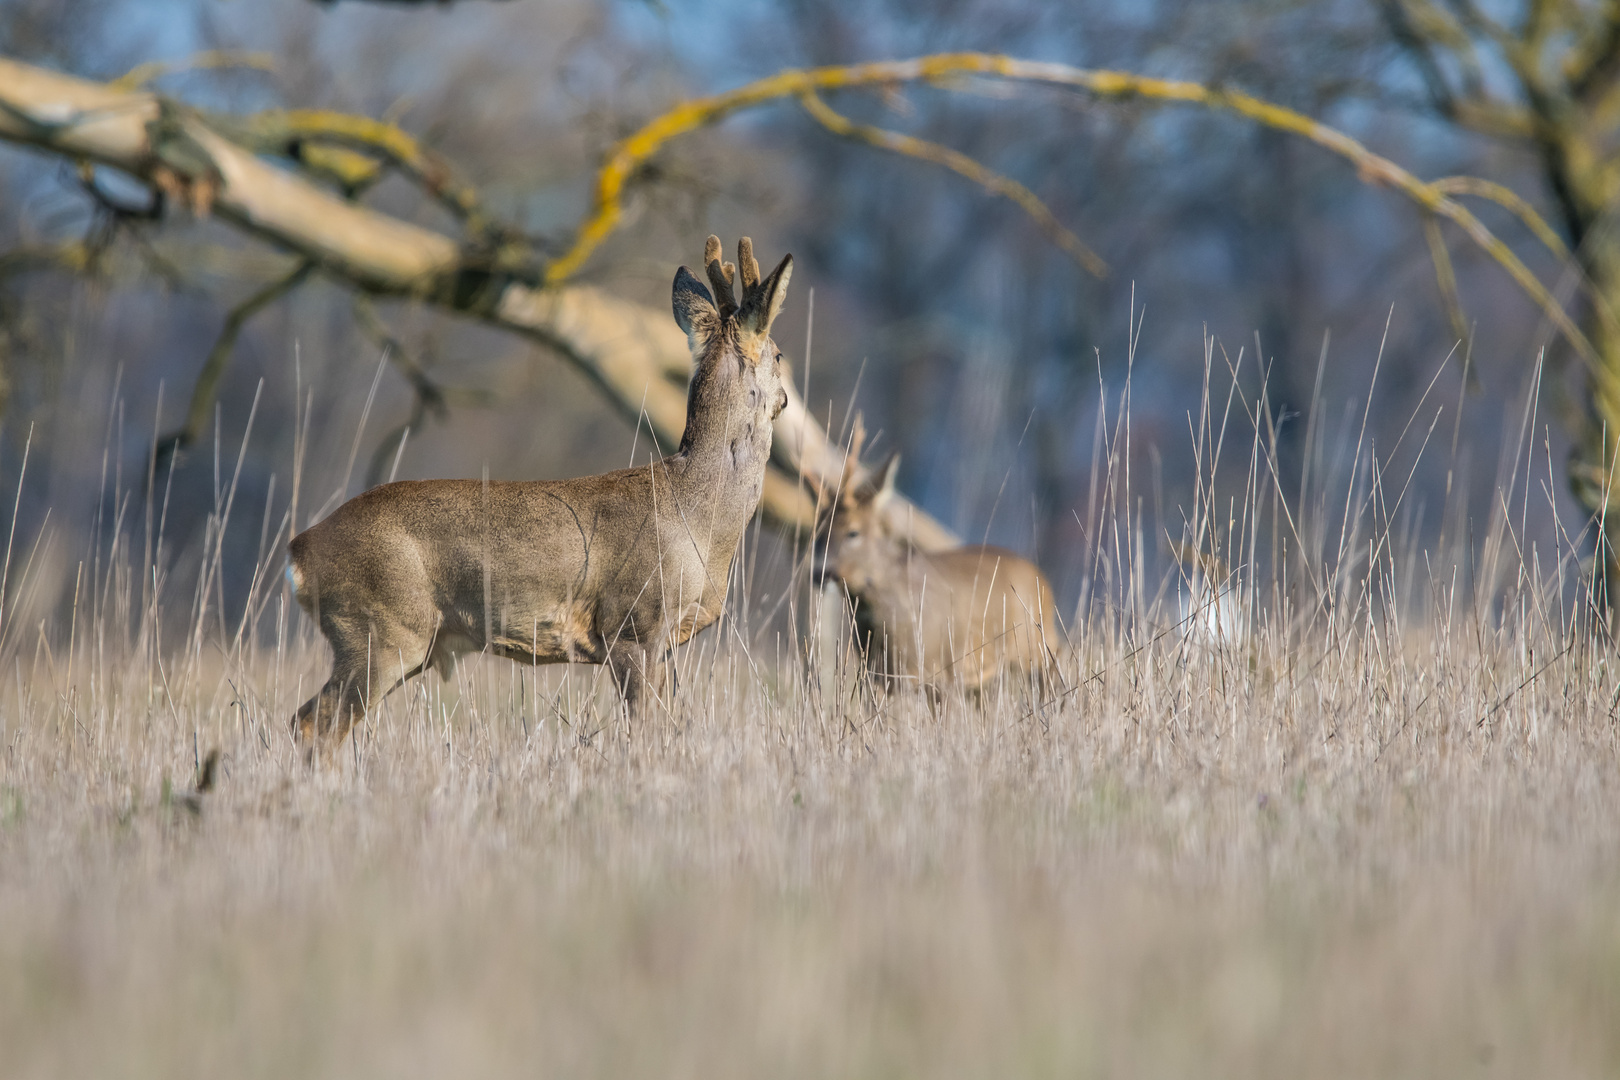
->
[3,363,1620,1078]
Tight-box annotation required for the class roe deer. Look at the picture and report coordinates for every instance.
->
[811,421,1062,697]
[287,236,792,753]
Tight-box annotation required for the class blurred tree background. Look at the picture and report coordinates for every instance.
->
[0,0,1608,629]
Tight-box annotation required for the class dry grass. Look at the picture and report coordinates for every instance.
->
[3,344,1620,1078]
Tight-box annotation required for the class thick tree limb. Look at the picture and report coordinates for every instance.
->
[220,108,497,238]
[0,61,459,289]
[0,56,955,548]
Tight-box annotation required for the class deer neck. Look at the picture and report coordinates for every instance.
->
[846,539,927,618]
[889,543,933,603]
[667,343,773,542]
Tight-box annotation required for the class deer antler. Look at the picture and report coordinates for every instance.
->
[737,236,761,294]
[704,234,738,316]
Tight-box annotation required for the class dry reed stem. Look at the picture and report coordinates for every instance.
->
[3,593,1618,1076]
[3,342,1619,1074]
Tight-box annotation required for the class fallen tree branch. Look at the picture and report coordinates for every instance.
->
[0,57,952,545]
[220,108,499,240]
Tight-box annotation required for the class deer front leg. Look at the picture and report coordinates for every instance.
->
[606,644,672,723]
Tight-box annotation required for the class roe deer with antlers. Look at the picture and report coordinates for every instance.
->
[287,236,792,754]
[812,421,1063,698]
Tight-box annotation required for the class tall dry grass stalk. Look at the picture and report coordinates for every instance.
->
[1,328,1618,1078]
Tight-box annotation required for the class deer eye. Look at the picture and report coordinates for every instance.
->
[845,528,860,539]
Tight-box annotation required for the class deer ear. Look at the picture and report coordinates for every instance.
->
[672,266,718,342]
[739,253,793,339]
[871,453,900,508]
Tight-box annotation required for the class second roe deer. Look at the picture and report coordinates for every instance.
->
[286,236,792,754]
[812,422,1063,697]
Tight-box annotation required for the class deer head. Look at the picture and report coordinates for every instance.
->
[672,235,792,470]
[812,415,904,591]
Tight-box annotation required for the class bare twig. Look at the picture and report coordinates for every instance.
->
[349,296,459,488]
[158,261,314,465]
[797,90,1107,278]
[112,51,275,92]
[1431,174,1570,258]
[1422,214,1470,344]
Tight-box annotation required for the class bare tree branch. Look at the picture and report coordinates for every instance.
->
[219,109,501,241]
[1376,1,1533,136]
[796,90,1108,279]
[1422,213,1469,343]
[549,50,1596,371]
[1430,174,1570,258]
[350,295,466,488]
[112,50,275,92]
[0,241,93,277]
[158,260,313,465]
[1378,0,1464,114]
[1567,1,1620,101]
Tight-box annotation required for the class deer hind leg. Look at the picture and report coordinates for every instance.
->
[293,665,369,765]
[293,618,432,761]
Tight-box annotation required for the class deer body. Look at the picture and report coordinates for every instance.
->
[815,449,1061,695]
[846,543,1061,691]
[288,236,792,752]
